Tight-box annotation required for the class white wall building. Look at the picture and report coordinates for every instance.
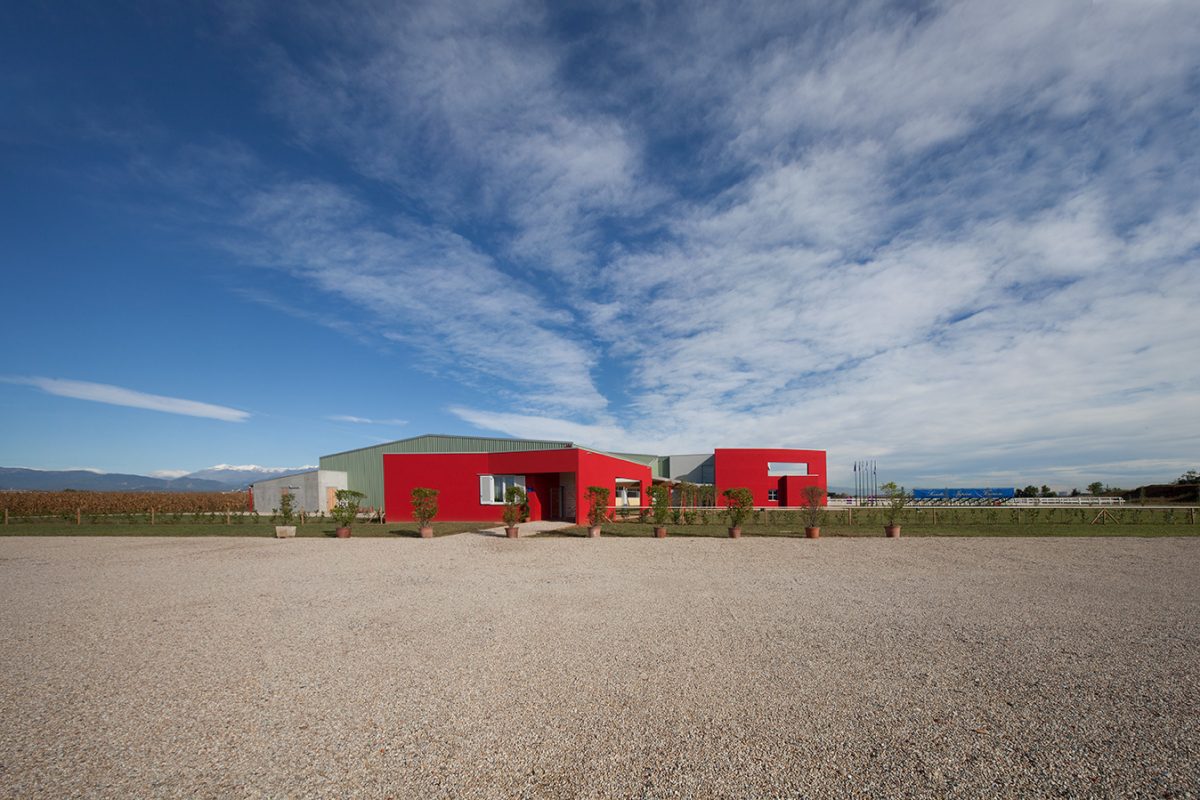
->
[251,469,348,515]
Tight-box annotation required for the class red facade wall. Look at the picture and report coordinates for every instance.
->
[713,448,827,507]
[383,448,651,526]
[383,452,492,523]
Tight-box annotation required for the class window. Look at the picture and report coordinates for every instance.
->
[767,462,808,476]
[480,474,525,504]
[767,489,778,501]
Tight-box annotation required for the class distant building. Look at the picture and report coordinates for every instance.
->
[249,470,348,515]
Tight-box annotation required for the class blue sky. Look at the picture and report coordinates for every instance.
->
[1,0,1198,489]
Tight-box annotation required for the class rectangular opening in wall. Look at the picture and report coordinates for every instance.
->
[480,474,526,504]
[767,462,808,476]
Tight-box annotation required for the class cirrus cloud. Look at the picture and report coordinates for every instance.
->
[4,376,250,422]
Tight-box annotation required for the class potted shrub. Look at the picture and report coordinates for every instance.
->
[411,487,439,538]
[722,487,753,538]
[585,486,609,538]
[801,485,825,538]
[882,482,910,537]
[331,489,365,538]
[502,485,526,538]
[274,490,297,538]
[649,484,670,537]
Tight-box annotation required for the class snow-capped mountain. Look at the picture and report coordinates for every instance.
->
[183,465,318,487]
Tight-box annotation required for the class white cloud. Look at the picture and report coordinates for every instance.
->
[327,415,408,426]
[4,377,250,422]
[150,469,190,479]
[732,0,1200,154]
[111,0,1200,487]
[449,406,627,449]
[224,180,609,417]
[257,0,656,276]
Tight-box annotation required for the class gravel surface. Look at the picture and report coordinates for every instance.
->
[1,535,1197,798]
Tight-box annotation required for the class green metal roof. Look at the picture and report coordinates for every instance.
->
[321,433,575,459]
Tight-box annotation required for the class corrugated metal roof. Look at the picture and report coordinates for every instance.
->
[321,433,575,459]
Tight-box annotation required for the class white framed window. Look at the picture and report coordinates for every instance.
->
[767,489,778,501]
[480,474,525,504]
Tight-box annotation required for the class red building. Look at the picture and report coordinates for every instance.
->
[383,447,652,526]
[713,448,827,507]
[377,436,827,526]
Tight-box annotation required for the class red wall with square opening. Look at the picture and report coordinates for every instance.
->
[713,448,827,507]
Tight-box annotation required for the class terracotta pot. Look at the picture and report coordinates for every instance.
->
[654,526,667,538]
[587,526,601,538]
[335,527,351,538]
[805,526,820,539]
[418,525,434,539]
[728,526,742,539]
[274,526,296,539]
[505,526,519,539]
[885,524,901,538]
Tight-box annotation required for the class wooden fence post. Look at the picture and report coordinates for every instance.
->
[225,511,231,525]
[150,508,155,525]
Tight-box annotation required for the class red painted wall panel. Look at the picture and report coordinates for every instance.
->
[713,448,827,507]
[781,475,825,506]
[577,450,651,524]
[384,453,495,523]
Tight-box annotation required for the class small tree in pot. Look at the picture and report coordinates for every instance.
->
[585,486,610,538]
[722,487,754,538]
[649,484,671,538]
[801,485,825,538]
[411,487,439,538]
[502,485,526,538]
[881,482,910,537]
[274,490,297,538]
[331,489,366,538]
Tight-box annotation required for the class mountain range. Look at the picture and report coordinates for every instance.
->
[0,465,315,492]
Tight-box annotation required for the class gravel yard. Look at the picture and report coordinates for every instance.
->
[1,535,1197,798]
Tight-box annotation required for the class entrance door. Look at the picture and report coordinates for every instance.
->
[560,475,577,520]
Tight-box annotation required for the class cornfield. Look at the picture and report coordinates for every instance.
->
[1,491,251,517]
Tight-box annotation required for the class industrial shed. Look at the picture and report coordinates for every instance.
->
[317,434,582,511]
